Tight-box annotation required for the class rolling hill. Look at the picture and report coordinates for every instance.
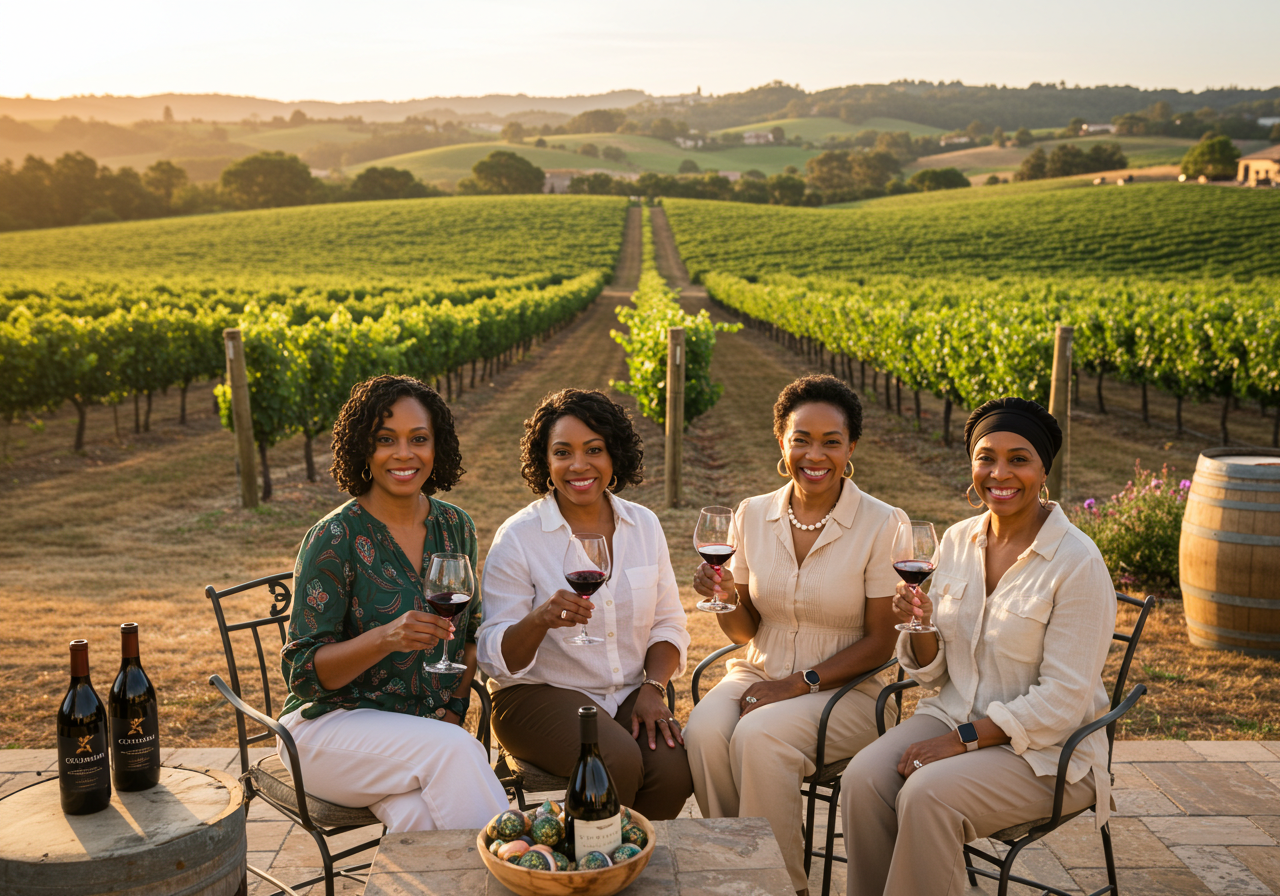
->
[714,116,945,141]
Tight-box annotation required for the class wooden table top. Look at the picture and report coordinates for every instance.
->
[363,816,792,896]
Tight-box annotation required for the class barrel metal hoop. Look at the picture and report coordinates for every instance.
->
[1186,619,1280,643]
[1198,449,1280,480]
[1181,582,1279,609]
[1181,523,1280,547]
[1192,477,1280,494]
[1188,492,1280,511]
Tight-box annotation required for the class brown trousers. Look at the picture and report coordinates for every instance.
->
[491,683,694,821]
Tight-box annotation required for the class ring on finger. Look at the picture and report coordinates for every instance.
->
[913,759,923,769]
[560,609,567,619]
[744,696,758,704]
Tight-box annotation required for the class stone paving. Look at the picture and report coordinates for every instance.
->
[5,742,1280,895]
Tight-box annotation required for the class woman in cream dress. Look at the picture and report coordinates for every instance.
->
[683,375,905,895]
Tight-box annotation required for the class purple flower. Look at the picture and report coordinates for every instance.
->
[1151,479,1163,489]
[1083,498,1096,510]
[1180,479,1192,490]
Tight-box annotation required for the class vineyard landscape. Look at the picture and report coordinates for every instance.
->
[5,61,1280,895]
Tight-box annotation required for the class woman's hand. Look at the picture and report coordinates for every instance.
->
[631,685,682,750]
[897,731,965,778]
[892,582,934,628]
[379,610,454,654]
[739,676,806,717]
[535,589,594,629]
[442,710,462,725]
[693,562,736,601]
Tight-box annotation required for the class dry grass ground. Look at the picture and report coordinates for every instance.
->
[3,207,1278,750]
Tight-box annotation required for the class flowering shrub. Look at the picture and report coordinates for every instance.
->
[1068,463,1190,594]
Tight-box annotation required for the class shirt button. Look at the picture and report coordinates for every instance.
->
[613,667,620,673]
[606,600,613,606]
[608,632,615,638]
[784,664,791,671]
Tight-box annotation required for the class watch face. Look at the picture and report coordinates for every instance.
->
[804,670,820,687]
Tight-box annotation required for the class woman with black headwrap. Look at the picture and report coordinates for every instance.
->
[840,397,1116,896]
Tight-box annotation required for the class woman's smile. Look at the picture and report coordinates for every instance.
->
[985,485,1020,502]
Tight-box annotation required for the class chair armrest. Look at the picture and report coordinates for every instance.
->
[814,658,898,775]
[876,679,918,736]
[1041,683,1146,832]
[208,673,316,830]
[691,643,745,706]
[666,681,677,714]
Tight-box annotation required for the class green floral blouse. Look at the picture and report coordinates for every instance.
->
[280,497,482,721]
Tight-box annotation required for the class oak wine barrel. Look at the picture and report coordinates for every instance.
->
[0,765,245,896]
[1179,448,1280,656]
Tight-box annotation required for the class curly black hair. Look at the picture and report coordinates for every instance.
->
[520,388,644,495]
[772,374,864,442]
[329,375,464,497]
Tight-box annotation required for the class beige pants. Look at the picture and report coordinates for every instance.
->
[841,714,1096,896]
[684,668,885,892]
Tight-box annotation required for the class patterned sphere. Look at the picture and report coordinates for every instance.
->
[611,844,643,863]
[518,851,553,871]
[621,823,648,849]
[495,810,528,840]
[531,815,564,846]
[578,850,613,871]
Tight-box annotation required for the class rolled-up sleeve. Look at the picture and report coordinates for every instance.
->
[897,628,949,692]
[986,556,1116,754]
[477,525,539,680]
[645,528,691,678]
[280,525,351,704]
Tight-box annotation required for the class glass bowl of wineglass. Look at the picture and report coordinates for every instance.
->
[694,506,738,613]
[424,552,474,675]
[563,534,609,646]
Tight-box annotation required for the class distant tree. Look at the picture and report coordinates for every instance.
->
[874,131,915,161]
[98,166,160,220]
[578,143,599,158]
[1086,142,1127,171]
[1271,122,1280,144]
[965,119,988,140]
[848,150,900,192]
[601,145,626,162]
[1180,134,1241,180]
[913,134,941,156]
[783,165,799,175]
[563,109,626,134]
[766,173,807,205]
[220,151,317,208]
[734,178,769,203]
[289,109,308,126]
[501,121,525,142]
[1046,143,1089,178]
[534,137,547,148]
[1014,146,1048,181]
[908,167,970,191]
[51,151,101,225]
[1147,100,1173,121]
[616,119,642,135]
[852,129,878,148]
[1014,127,1033,147]
[349,166,437,200]
[142,160,188,206]
[984,174,1001,185]
[678,158,701,174]
[468,150,545,194]
[769,125,786,144]
[1111,113,1148,136]
[566,172,618,195]
[163,105,174,123]
[649,118,679,141]
[743,169,766,180]
[991,126,1006,147]
[805,151,853,192]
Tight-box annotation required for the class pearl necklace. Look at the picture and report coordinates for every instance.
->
[788,504,832,531]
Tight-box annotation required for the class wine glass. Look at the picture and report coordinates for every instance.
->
[694,506,738,613]
[893,520,939,633]
[423,552,474,675]
[563,534,609,646]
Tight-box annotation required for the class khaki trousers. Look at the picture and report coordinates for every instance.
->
[841,714,1096,896]
[684,668,884,892]
[491,683,693,821]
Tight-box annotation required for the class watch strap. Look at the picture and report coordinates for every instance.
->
[802,669,820,693]
[957,722,979,751]
[446,696,469,719]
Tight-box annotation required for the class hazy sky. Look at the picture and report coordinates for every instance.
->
[4,0,1275,102]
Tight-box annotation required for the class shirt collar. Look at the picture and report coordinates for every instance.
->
[970,502,1070,561]
[765,477,861,526]
[537,490,633,532]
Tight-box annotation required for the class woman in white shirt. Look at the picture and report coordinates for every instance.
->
[477,388,693,819]
[841,397,1116,896]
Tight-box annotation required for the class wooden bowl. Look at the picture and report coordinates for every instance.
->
[477,810,655,896]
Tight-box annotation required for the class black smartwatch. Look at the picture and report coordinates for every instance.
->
[957,722,979,752]
[802,669,821,693]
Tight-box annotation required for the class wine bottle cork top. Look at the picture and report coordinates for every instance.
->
[69,640,88,651]
[120,623,138,632]
[578,706,597,718]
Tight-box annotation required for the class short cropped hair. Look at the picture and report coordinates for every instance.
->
[329,375,463,497]
[520,389,644,495]
[772,374,864,442]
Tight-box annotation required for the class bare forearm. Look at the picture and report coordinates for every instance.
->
[716,585,759,644]
[500,614,551,672]
[809,629,897,690]
[644,641,681,687]
[910,631,939,667]
[314,628,389,691]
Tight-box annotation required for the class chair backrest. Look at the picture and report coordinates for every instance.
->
[1106,592,1156,750]
[206,571,295,776]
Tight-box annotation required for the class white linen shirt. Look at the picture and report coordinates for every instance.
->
[477,492,690,716]
[899,503,1117,827]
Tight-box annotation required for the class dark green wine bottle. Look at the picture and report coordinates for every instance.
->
[57,640,112,815]
[109,623,161,792]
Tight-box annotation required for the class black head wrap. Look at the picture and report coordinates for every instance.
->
[963,397,1063,473]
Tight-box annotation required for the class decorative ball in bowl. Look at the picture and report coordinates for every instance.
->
[477,802,655,896]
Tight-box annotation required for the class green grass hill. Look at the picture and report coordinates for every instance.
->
[714,116,945,141]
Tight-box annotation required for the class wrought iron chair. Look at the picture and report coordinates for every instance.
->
[873,592,1155,896]
[206,571,493,896]
[691,643,902,896]
[494,680,676,811]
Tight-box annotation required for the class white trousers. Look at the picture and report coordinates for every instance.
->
[278,707,509,833]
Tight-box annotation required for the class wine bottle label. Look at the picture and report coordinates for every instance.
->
[573,813,622,857]
[112,708,160,772]
[57,733,110,793]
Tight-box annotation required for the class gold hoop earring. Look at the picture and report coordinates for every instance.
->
[361,467,372,482]
[843,460,855,479]
[1040,484,1051,507]
[966,484,985,509]
[777,457,790,478]
[608,474,618,491]
[546,476,555,492]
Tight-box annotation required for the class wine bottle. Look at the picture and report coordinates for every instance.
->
[57,640,112,815]
[109,622,161,792]
[564,706,621,860]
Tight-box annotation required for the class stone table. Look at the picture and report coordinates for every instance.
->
[363,817,792,896]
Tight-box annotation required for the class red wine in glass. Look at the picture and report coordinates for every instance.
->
[426,592,471,618]
[694,507,739,614]
[423,553,474,675]
[892,560,935,586]
[565,570,607,596]
[697,544,736,567]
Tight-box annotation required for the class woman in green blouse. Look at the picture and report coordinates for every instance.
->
[279,375,509,832]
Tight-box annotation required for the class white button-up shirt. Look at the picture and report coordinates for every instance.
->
[900,503,1117,826]
[477,492,690,716]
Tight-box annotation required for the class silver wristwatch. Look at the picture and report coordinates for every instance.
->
[802,669,821,693]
